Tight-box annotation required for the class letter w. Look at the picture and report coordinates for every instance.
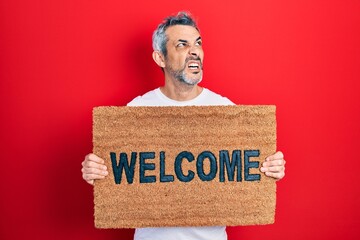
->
[110,152,137,184]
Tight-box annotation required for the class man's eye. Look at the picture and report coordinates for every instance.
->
[196,41,202,46]
[177,43,186,47]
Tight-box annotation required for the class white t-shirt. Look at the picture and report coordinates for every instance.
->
[127,87,234,240]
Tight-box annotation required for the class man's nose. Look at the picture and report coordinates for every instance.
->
[189,46,200,57]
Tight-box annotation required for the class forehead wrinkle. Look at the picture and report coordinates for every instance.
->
[166,26,201,41]
[174,35,201,44]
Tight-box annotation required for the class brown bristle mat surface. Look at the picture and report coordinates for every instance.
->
[93,105,277,228]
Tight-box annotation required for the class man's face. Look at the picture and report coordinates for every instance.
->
[163,25,204,85]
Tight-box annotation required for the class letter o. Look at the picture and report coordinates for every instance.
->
[197,151,217,181]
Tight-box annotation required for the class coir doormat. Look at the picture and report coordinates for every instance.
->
[93,105,277,228]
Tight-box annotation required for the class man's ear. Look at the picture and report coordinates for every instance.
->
[152,51,166,68]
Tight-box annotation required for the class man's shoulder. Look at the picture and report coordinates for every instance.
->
[199,88,235,106]
[127,88,160,106]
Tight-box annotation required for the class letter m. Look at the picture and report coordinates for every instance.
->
[219,150,242,182]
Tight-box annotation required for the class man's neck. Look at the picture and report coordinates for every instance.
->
[160,79,203,101]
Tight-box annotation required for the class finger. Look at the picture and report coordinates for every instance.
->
[85,153,105,164]
[87,180,94,185]
[261,165,285,173]
[83,161,108,171]
[83,173,107,182]
[85,154,107,170]
[82,166,109,176]
[262,159,285,167]
[264,171,285,180]
[82,154,107,171]
[266,151,284,161]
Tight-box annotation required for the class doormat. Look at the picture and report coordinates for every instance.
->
[93,105,277,228]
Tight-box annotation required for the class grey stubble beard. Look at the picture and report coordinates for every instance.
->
[167,57,203,86]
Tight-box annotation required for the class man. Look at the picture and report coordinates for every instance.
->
[81,12,286,240]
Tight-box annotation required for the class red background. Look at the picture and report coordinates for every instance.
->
[1,0,359,239]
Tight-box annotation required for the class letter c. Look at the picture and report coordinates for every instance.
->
[175,151,195,182]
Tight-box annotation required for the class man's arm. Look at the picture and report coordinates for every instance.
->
[260,151,286,180]
[81,153,109,185]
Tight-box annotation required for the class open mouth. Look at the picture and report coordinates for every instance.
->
[187,61,201,71]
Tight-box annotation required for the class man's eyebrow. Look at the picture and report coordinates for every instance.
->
[177,37,201,43]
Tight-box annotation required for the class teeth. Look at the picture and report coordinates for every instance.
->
[189,63,199,69]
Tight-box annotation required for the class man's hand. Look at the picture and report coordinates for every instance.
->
[81,153,109,185]
[260,151,286,180]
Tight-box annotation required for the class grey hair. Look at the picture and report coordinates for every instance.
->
[152,11,199,57]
